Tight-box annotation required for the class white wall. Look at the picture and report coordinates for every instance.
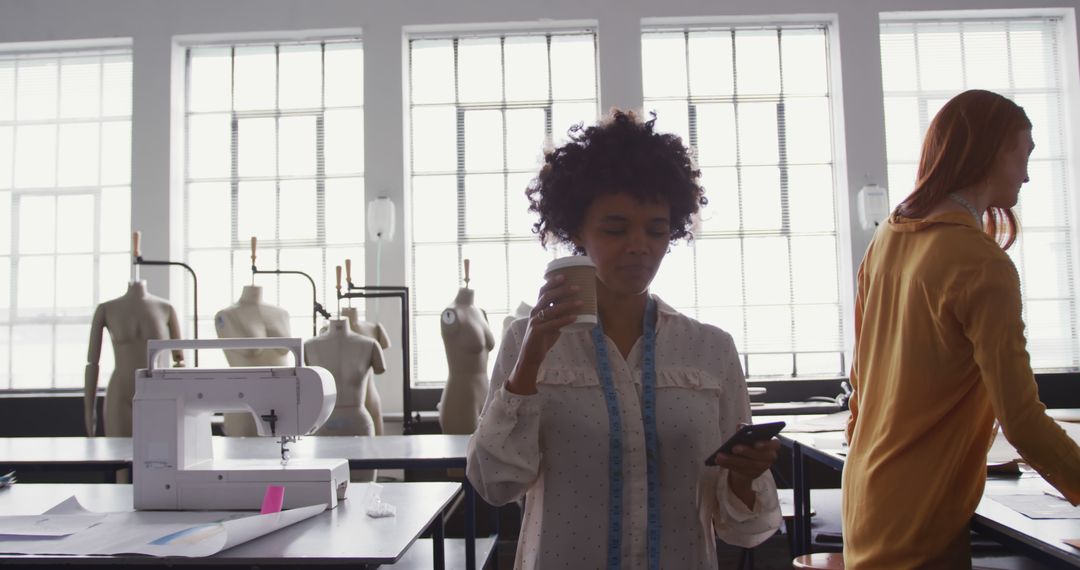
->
[1,0,1078,415]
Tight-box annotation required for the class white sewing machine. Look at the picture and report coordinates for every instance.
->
[133,338,349,511]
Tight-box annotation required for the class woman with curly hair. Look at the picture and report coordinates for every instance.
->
[467,109,781,569]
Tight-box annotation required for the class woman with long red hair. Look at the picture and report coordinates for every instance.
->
[841,89,1080,568]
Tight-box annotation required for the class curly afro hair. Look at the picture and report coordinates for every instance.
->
[526,109,707,253]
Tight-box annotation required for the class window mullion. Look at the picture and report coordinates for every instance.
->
[92,53,105,309]
[273,44,282,305]
[50,54,63,389]
[500,36,511,310]
[229,46,240,299]
[316,42,327,306]
[545,34,553,145]
[454,39,466,283]
[728,28,751,376]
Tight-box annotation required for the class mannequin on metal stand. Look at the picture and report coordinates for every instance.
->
[306,265,385,481]
[320,259,391,436]
[438,259,495,435]
[85,231,184,437]
[214,237,292,436]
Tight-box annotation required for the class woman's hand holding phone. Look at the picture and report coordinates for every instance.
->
[704,421,781,509]
[712,438,781,481]
[719,438,781,510]
[706,421,784,507]
[706,421,785,467]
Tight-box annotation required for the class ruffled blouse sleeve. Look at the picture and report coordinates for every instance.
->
[707,330,783,547]
[466,321,543,506]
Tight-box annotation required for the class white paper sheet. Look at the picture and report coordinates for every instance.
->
[1047,408,1080,423]
[784,411,851,433]
[0,496,326,557]
[987,420,1080,467]
[0,496,106,537]
[806,433,848,454]
[43,496,91,515]
[990,494,1080,519]
[1058,420,1080,443]
[987,430,1021,467]
[0,514,105,537]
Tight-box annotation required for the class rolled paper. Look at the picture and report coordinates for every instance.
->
[261,485,285,514]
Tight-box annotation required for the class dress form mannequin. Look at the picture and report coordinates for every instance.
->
[214,284,291,436]
[85,280,184,437]
[305,318,385,481]
[438,261,495,434]
[339,306,392,348]
[338,306,389,436]
[502,301,533,338]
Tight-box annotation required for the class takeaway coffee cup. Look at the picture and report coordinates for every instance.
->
[544,256,598,331]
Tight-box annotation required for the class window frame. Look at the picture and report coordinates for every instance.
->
[879,13,1080,371]
[180,36,367,354]
[0,44,133,391]
[640,21,851,380]
[405,28,600,386]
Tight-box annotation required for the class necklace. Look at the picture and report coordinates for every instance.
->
[947,193,983,228]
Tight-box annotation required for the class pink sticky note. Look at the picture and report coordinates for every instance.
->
[261,485,285,514]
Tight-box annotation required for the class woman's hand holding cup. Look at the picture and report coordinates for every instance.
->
[506,257,596,395]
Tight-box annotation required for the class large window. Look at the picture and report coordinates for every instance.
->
[0,47,132,389]
[184,39,365,366]
[642,25,845,379]
[881,17,1077,370]
[407,31,598,385]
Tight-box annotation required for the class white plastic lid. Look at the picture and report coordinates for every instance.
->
[544,255,595,275]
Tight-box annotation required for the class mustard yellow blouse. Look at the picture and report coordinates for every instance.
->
[841,212,1080,568]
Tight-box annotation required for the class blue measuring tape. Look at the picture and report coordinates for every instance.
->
[591,296,661,570]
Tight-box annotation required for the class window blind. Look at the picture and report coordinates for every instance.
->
[184,39,365,368]
[407,31,598,385]
[881,17,1077,370]
[642,25,845,379]
[0,47,132,389]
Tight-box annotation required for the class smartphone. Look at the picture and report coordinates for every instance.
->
[704,421,786,466]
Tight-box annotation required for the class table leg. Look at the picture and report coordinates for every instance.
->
[465,478,476,570]
[800,451,812,556]
[492,494,500,570]
[432,508,445,570]
[792,442,808,557]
